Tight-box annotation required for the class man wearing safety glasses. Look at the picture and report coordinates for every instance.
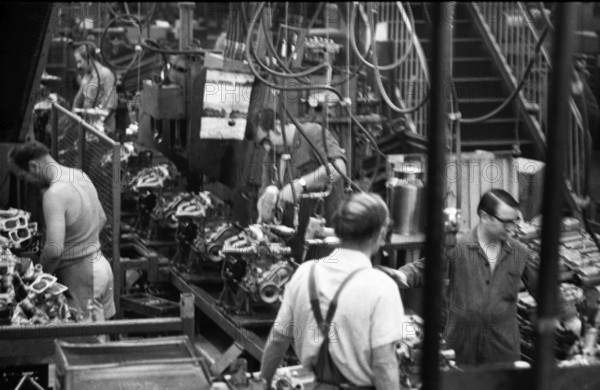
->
[383,189,582,367]
[8,141,115,323]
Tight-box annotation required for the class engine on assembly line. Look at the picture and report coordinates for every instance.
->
[218,224,298,315]
[172,191,241,273]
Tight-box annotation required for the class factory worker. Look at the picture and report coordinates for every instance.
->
[9,141,116,323]
[261,193,404,389]
[248,107,347,262]
[72,44,118,135]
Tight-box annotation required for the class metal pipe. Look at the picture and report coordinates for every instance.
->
[51,105,58,159]
[531,3,576,390]
[421,3,452,390]
[178,3,195,51]
[112,143,121,316]
[52,103,116,145]
[78,123,85,169]
[344,2,352,182]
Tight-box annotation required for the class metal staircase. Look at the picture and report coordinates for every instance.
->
[469,2,591,213]
[410,2,536,154]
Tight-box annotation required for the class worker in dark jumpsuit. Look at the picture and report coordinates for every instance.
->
[245,107,347,262]
[387,189,581,367]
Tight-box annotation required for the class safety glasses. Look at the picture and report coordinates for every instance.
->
[489,213,520,228]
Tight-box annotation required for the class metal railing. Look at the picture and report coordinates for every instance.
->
[50,103,121,310]
[367,2,430,138]
[471,2,590,204]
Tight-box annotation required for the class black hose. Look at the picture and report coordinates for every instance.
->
[367,6,431,115]
[460,27,550,124]
[537,2,554,32]
[320,110,333,188]
[100,15,142,72]
[257,4,329,79]
[284,2,325,68]
[73,41,102,108]
[278,91,298,205]
[284,105,362,193]
[246,3,362,88]
[140,38,206,55]
[350,2,416,71]
[245,2,379,191]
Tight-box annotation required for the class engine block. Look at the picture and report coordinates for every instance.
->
[218,224,297,315]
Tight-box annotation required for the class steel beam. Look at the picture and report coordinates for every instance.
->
[170,270,267,361]
[422,3,453,390]
[531,4,577,390]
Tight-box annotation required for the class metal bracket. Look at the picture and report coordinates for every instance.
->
[211,342,245,377]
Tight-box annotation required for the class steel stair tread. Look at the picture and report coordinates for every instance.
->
[460,118,518,123]
[413,19,471,25]
[457,97,506,103]
[461,139,534,146]
[419,37,482,43]
[453,76,502,81]
[452,56,492,62]
[427,57,491,63]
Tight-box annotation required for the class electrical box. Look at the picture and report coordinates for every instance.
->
[141,81,185,120]
[54,336,212,390]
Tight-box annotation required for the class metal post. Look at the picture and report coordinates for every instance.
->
[180,293,195,344]
[78,123,85,169]
[178,3,195,51]
[422,3,452,390]
[532,3,576,390]
[112,143,121,316]
[51,105,58,159]
[177,2,194,174]
[344,2,352,182]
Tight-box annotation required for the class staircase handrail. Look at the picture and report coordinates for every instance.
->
[352,2,430,138]
[470,2,590,209]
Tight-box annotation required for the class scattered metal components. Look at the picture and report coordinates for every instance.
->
[0,209,39,249]
[0,248,77,326]
[397,314,457,389]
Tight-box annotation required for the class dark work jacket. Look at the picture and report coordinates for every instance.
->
[281,123,347,262]
[400,227,570,367]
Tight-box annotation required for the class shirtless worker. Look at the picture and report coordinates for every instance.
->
[9,141,115,321]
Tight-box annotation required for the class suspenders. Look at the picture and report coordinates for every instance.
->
[308,264,375,389]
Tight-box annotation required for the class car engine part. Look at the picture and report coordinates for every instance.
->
[218,224,297,314]
[173,191,240,273]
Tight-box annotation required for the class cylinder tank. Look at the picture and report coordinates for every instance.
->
[387,169,426,236]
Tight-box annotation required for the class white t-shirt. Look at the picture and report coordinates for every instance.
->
[272,248,406,386]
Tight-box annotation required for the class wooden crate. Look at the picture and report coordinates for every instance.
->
[55,336,211,390]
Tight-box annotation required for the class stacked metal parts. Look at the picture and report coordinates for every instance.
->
[515,216,600,363]
[518,285,584,362]
[0,209,80,325]
[519,217,599,285]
